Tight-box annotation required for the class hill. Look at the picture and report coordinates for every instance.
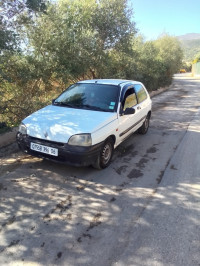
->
[177,33,200,41]
[177,33,200,63]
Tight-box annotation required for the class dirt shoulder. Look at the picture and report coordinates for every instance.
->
[0,127,18,149]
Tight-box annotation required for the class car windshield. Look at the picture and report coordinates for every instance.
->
[54,83,119,112]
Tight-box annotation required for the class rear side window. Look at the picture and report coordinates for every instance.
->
[135,84,148,103]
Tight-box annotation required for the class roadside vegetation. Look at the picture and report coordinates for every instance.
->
[179,36,200,71]
[192,53,200,64]
[0,0,183,128]
[181,38,200,63]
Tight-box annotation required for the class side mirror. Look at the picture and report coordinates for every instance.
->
[123,108,135,115]
[52,99,55,105]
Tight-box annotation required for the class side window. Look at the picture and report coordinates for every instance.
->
[135,84,148,103]
[123,88,137,111]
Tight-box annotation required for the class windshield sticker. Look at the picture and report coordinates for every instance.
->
[110,102,115,106]
[109,106,114,110]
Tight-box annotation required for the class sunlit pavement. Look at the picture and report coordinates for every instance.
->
[114,96,200,266]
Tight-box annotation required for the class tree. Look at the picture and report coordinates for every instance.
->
[192,52,200,64]
[23,0,136,81]
[0,0,137,125]
[0,0,48,53]
[154,35,183,82]
[0,1,184,127]
[0,0,49,125]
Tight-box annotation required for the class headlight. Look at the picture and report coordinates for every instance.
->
[18,123,27,135]
[68,134,92,146]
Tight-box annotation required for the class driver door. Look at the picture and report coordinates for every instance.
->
[117,87,141,142]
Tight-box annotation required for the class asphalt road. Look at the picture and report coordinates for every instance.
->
[0,75,200,266]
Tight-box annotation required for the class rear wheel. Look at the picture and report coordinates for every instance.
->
[138,114,150,134]
[92,138,114,169]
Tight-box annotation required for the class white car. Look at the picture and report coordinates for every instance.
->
[17,79,152,169]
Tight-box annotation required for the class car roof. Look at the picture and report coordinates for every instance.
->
[77,79,142,87]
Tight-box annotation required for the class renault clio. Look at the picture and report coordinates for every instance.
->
[17,79,152,169]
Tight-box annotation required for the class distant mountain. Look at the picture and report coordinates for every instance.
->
[177,33,200,41]
[177,33,200,62]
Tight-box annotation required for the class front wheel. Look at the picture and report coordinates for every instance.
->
[138,115,150,134]
[92,138,114,169]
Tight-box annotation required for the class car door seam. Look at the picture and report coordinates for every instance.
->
[119,115,146,137]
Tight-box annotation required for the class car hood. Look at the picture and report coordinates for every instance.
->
[23,105,117,143]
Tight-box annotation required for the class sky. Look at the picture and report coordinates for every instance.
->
[129,0,200,40]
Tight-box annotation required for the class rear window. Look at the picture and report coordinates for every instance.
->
[135,84,148,103]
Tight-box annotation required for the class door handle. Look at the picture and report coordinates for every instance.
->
[137,106,141,110]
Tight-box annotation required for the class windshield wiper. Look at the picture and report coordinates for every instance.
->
[80,104,110,112]
[54,102,75,108]
[54,102,111,112]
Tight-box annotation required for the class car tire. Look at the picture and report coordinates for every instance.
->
[92,138,114,169]
[138,114,150,134]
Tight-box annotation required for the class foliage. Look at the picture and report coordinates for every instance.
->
[0,0,48,53]
[0,0,184,127]
[192,52,200,64]
[180,61,192,72]
[180,39,200,63]
[154,35,183,83]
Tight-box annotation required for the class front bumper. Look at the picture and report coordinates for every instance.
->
[16,133,103,167]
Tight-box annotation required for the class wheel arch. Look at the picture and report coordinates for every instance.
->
[107,134,116,145]
[147,110,151,118]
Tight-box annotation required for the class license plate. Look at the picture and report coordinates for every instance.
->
[30,142,58,156]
